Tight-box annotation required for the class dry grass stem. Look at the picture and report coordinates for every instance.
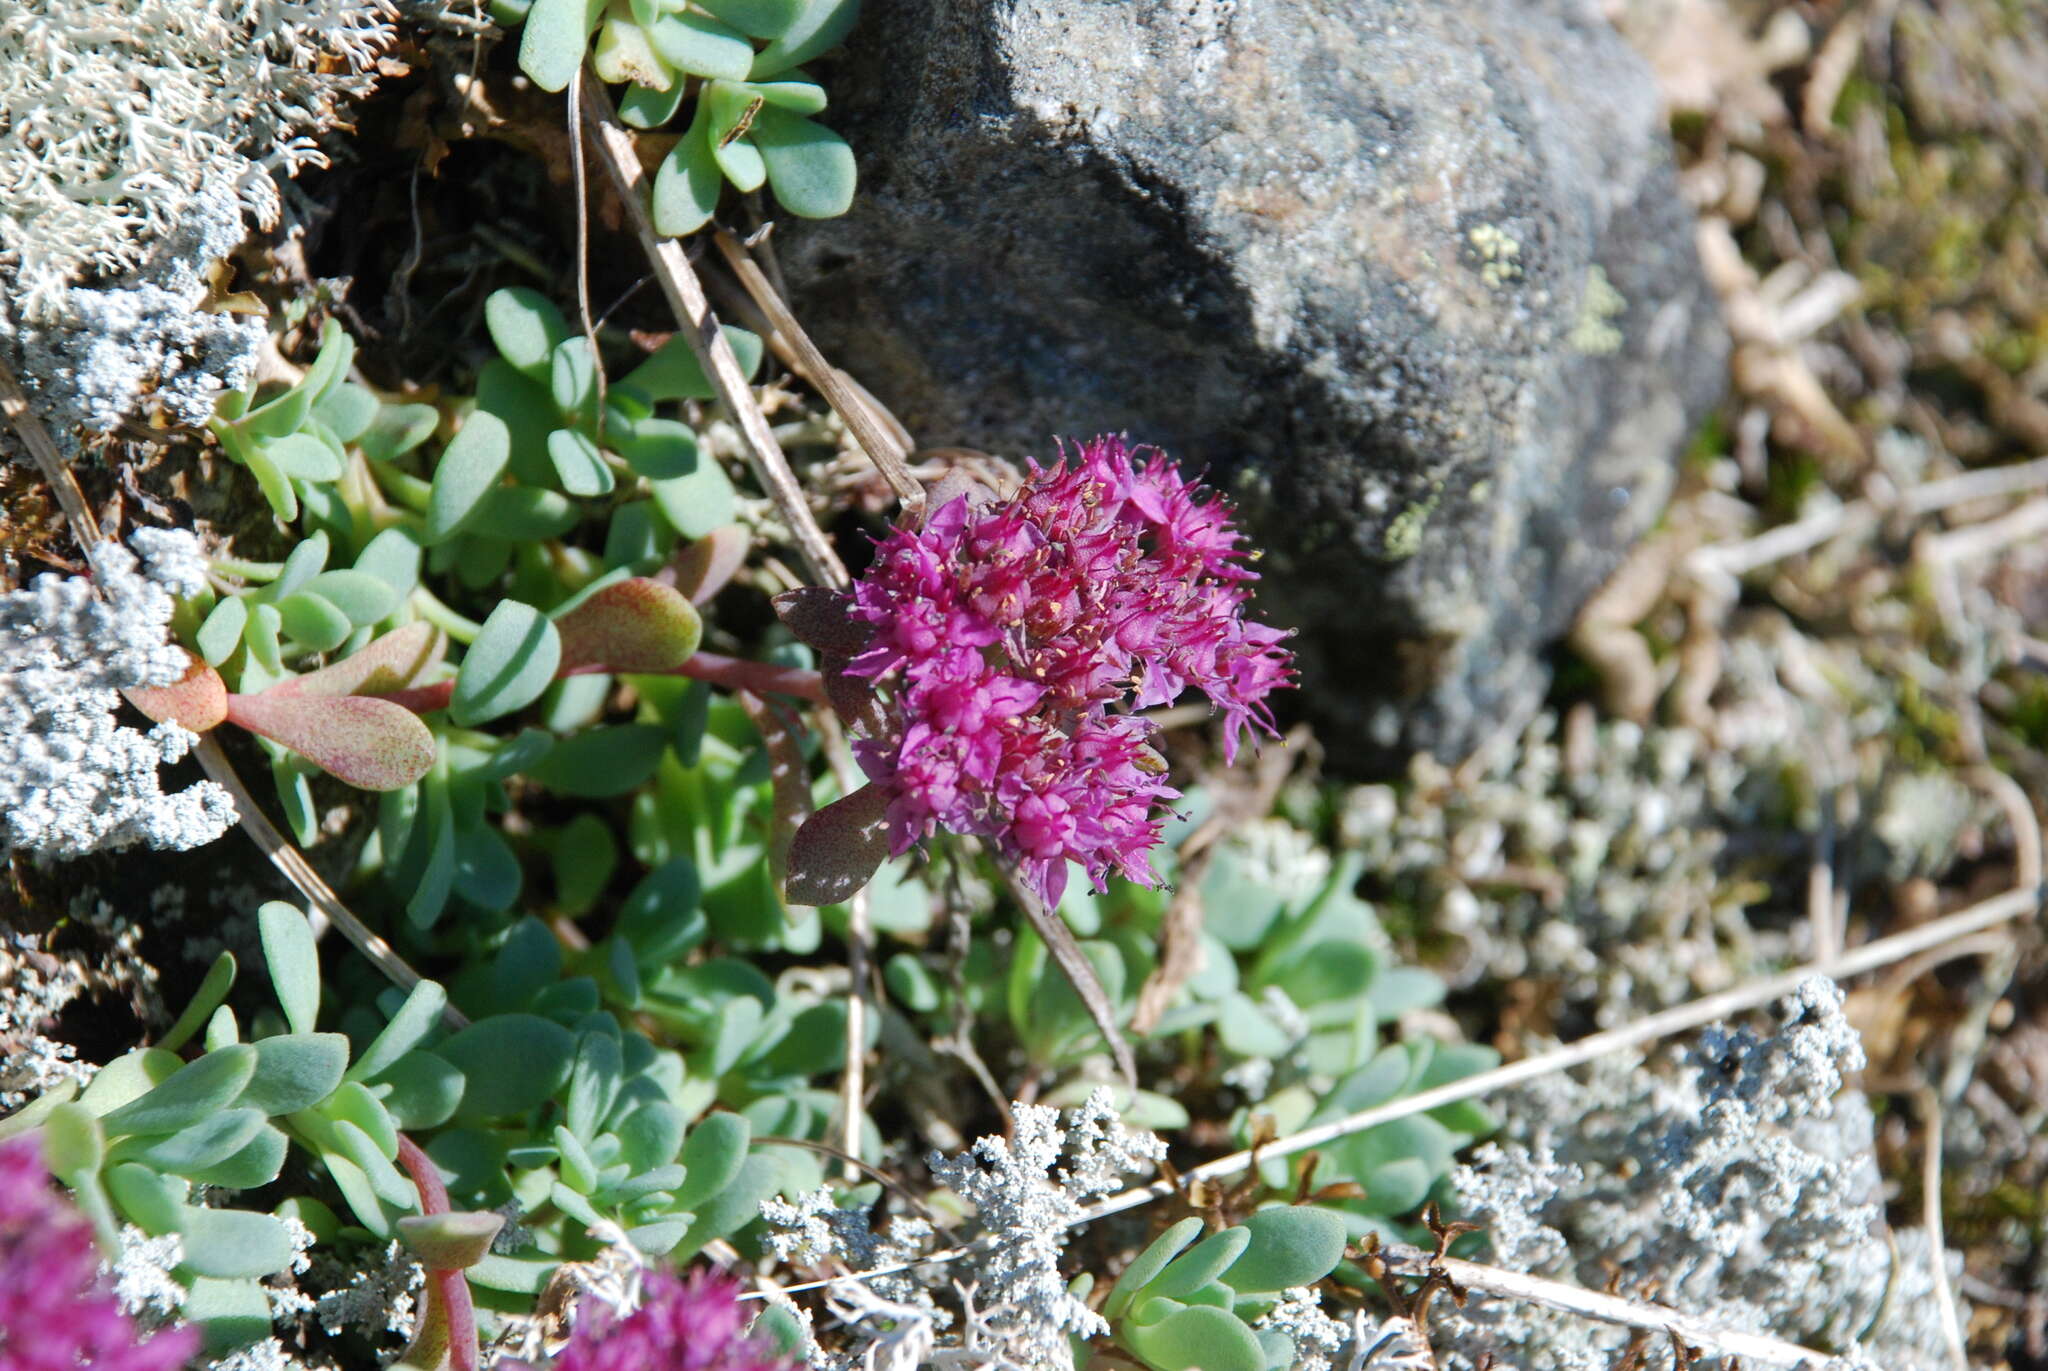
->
[1916,1090,1969,1371]
[573,69,847,590]
[1375,1242,1835,1368]
[711,229,926,519]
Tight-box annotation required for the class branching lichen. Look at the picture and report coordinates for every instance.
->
[0,528,235,857]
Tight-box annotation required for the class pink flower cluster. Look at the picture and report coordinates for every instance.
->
[845,436,1291,903]
[553,1269,789,1371]
[0,1136,199,1371]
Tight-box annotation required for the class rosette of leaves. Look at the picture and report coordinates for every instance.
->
[0,904,485,1351]
[4,900,800,1351]
[502,0,859,233]
[402,916,799,1312]
[1097,1206,1350,1371]
[460,287,760,560]
[209,318,439,523]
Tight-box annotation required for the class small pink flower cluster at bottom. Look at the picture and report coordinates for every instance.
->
[551,1269,789,1371]
[0,1136,199,1371]
[844,436,1293,905]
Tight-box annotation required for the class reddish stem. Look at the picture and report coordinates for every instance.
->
[372,652,827,716]
[395,1133,478,1371]
[665,650,830,704]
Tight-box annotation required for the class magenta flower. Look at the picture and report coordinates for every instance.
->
[0,1136,199,1371]
[552,1268,790,1371]
[796,436,1291,906]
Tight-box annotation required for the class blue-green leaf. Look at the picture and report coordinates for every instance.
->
[427,411,512,544]
[452,600,561,727]
[257,901,322,1035]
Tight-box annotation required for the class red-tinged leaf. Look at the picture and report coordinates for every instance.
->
[272,622,446,699]
[784,783,891,908]
[771,586,869,657]
[226,691,437,791]
[661,525,749,605]
[554,578,703,674]
[126,651,227,732]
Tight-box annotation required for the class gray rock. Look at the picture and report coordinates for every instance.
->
[779,0,1726,766]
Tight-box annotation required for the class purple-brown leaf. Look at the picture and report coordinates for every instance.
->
[555,577,703,674]
[272,622,446,699]
[226,689,437,791]
[785,782,891,908]
[126,650,228,732]
[772,586,870,658]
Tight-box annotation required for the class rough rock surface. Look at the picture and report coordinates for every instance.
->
[780,0,1727,764]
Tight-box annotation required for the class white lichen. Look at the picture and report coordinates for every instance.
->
[0,0,397,431]
[0,528,236,858]
[1436,978,1966,1371]
[926,1089,1165,1371]
[105,1226,188,1329]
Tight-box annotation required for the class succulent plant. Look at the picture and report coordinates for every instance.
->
[1100,1206,1351,1371]
[501,0,859,233]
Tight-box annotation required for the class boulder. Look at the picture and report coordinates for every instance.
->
[778,0,1727,765]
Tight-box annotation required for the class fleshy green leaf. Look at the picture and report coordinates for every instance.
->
[748,0,858,77]
[179,1206,299,1279]
[360,403,441,463]
[1121,1303,1265,1371]
[427,411,513,543]
[257,900,321,1036]
[548,427,616,497]
[486,287,571,382]
[436,1015,576,1121]
[109,1109,266,1175]
[398,1211,505,1271]
[240,1033,350,1114]
[184,1124,289,1189]
[696,0,801,38]
[350,979,450,1083]
[529,724,667,796]
[647,8,755,78]
[519,0,606,91]
[550,337,600,423]
[673,1112,750,1209]
[159,952,237,1054]
[750,106,855,218]
[41,1101,104,1180]
[452,600,562,726]
[197,595,250,667]
[101,1045,258,1138]
[621,326,765,400]
[265,432,346,481]
[651,104,725,237]
[1216,1206,1348,1294]
[1104,1216,1205,1322]
[371,1050,466,1130]
[277,590,353,651]
[300,570,400,627]
[314,382,380,443]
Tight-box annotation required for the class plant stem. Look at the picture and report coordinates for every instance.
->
[377,651,828,716]
[395,1134,480,1371]
[410,587,482,644]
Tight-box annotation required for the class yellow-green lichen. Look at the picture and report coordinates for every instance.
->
[1570,265,1626,355]
[1467,224,1522,288]
[1384,487,1441,559]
